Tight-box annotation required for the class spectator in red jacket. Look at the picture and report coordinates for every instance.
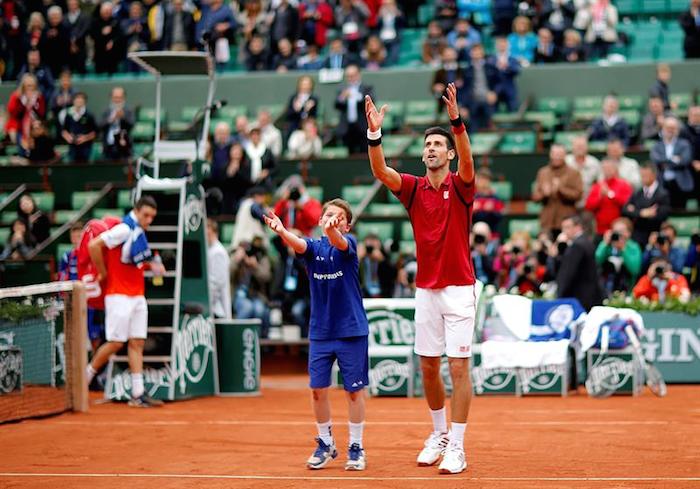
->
[5,73,46,155]
[633,258,691,303]
[585,158,633,236]
[299,0,334,48]
[472,168,505,235]
[273,175,322,237]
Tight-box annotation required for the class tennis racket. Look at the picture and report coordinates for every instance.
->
[624,325,667,397]
[585,325,618,398]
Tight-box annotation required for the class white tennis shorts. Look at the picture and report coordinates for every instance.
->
[104,294,148,342]
[414,285,476,358]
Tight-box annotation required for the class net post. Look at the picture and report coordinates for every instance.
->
[70,281,88,413]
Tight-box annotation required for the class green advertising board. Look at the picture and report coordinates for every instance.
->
[471,346,520,395]
[586,348,642,396]
[638,312,700,383]
[215,319,261,396]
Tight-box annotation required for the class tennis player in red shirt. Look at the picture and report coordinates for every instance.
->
[365,83,476,474]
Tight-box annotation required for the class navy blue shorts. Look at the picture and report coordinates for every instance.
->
[309,336,369,392]
[87,308,105,341]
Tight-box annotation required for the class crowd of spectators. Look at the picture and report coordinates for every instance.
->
[1,0,698,85]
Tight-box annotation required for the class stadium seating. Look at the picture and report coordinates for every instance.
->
[668,216,700,236]
[93,208,123,219]
[491,181,513,202]
[306,186,324,202]
[0,226,9,244]
[367,203,406,217]
[71,191,101,210]
[53,210,80,225]
[342,185,374,206]
[33,192,55,213]
[509,218,540,237]
[498,132,536,153]
[220,223,236,244]
[117,190,134,210]
[401,221,414,241]
[355,221,394,241]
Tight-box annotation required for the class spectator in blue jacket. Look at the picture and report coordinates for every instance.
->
[642,223,687,274]
[489,36,521,112]
[588,95,631,147]
[507,15,538,64]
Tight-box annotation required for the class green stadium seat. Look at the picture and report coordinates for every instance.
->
[536,97,571,116]
[382,135,414,157]
[0,227,9,244]
[640,0,666,14]
[554,131,586,151]
[498,132,536,153]
[56,243,74,262]
[618,95,644,111]
[401,221,414,241]
[619,110,641,127]
[668,216,699,237]
[525,201,543,213]
[132,121,156,142]
[93,208,122,219]
[320,146,350,159]
[571,110,599,123]
[54,210,80,225]
[220,105,248,120]
[306,186,324,202]
[471,133,501,154]
[367,203,406,217]
[667,0,688,12]
[405,100,437,126]
[418,3,434,24]
[491,181,513,202]
[71,191,101,209]
[32,192,55,213]
[356,222,394,241]
[220,222,236,244]
[524,111,558,131]
[509,218,540,238]
[687,199,698,211]
[117,189,134,210]
[573,96,603,112]
[670,93,693,112]
[181,106,200,121]
[656,43,684,61]
[406,138,425,157]
[615,0,640,15]
[1,213,15,225]
[137,107,166,123]
[342,185,374,205]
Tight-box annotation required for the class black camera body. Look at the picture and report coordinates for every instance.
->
[656,234,667,246]
[473,234,487,245]
[610,231,620,242]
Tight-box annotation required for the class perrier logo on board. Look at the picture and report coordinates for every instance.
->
[369,359,411,395]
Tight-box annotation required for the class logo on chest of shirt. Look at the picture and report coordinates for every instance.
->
[443,190,449,200]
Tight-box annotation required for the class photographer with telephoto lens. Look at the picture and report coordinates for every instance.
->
[595,217,642,296]
[633,257,691,303]
[642,222,687,274]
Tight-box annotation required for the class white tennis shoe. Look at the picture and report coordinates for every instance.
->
[416,431,449,466]
[438,444,467,474]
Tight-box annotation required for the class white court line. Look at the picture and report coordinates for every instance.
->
[49,420,674,427]
[1,473,699,482]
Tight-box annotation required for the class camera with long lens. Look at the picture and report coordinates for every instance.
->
[523,264,533,275]
[654,264,666,277]
[288,187,301,201]
[511,245,522,255]
[557,241,568,255]
[656,234,667,246]
[473,234,487,245]
[610,231,620,242]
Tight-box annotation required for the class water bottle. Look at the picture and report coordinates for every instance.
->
[151,253,164,286]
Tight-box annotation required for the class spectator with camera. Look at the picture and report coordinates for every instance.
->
[231,235,272,337]
[494,230,531,290]
[556,215,604,311]
[471,222,497,285]
[393,256,418,298]
[595,217,642,295]
[271,228,311,336]
[273,175,323,238]
[684,233,700,293]
[633,257,691,303]
[358,234,396,298]
[643,223,687,274]
[622,163,671,247]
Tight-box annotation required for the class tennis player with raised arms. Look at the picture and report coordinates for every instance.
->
[365,82,477,474]
[264,199,369,471]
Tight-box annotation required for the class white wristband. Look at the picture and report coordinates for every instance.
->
[367,128,382,140]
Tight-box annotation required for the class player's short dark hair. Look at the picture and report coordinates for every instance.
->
[70,221,84,232]
[424,127,455,150]
[322,198,353,223]
[135,195,157,210]
[74,91,87,101]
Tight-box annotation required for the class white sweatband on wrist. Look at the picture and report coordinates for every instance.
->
[367,128,382,140]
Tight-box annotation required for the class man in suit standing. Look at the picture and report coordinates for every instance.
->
[335,64,375,154]
[556,214,604,311]
[324,38,360,69]
[622,163,671,247]
[650,116,694,209]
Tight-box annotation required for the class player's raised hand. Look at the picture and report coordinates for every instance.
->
[441,82,460,120]
[264,211,285,235]
[324,215,339,232]
[365,95,388,132]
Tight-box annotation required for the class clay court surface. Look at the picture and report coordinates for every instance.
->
[1,375,699,489]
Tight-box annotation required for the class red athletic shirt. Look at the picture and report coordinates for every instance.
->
[393,172,476,289]
[101,222,146,297]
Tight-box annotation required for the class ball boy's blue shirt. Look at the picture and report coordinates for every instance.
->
[301,234,369,340]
